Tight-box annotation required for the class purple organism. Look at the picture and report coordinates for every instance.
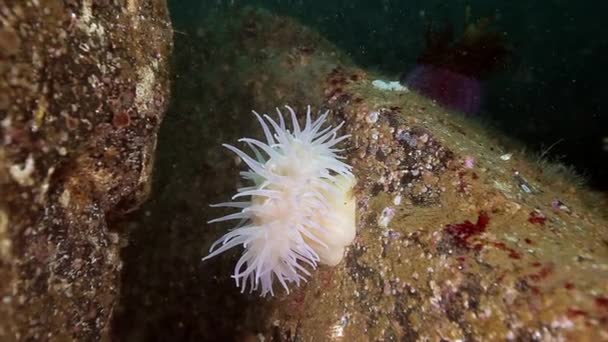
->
[404,65,482,114]
[401,14,510,115]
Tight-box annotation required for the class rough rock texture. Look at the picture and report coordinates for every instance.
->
[0,1,172,340]
[113,6,607,341]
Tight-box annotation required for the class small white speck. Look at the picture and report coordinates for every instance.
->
[372,80,409,92]
[464,156,475,168]
[500,153,512,161]
[366,111,379,124]
[393,194,402,205]
[1,116,11,129]
[551,316,574,329]
[9,154,35,186]
[378,207,396,228]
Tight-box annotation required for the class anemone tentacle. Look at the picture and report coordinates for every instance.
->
[204,105,356,296]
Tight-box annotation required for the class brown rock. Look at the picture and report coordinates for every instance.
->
[0,0,172,340]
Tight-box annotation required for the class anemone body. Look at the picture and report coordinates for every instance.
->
[203,105,356,296]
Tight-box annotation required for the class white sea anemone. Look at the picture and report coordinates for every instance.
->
[203,105,356,296]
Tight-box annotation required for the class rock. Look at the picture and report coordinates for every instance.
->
[0,0,172,340]
[114,6,608,341]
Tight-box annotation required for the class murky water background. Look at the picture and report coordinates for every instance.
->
[170,0,607,190]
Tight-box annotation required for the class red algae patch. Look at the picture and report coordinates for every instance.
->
[596,297,608,311]
[444,212,490,248]
[490,241,522,259]
[528,210,547,225]
[527,263,554,282]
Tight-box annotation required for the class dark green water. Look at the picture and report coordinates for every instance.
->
[169,0,607,189]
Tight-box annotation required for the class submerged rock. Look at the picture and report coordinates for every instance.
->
[0,1,172,340]
[109,6,608,341]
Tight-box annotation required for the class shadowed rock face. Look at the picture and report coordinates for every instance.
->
[0,1,172,340]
